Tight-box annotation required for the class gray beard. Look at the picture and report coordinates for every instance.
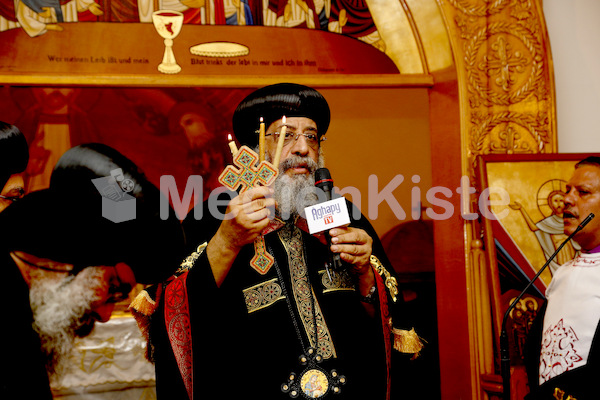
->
[29,267,104,379]
[265,152,325,220]
[274,172,316,220]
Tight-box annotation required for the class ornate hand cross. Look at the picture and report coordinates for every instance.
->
[218,146,279,274]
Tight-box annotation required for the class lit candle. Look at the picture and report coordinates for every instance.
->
[227,133,238,156]
[258,117,266,163]
[272,116,286,168]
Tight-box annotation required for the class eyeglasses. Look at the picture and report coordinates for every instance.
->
[0,187,25,203]
[265,131,325,149]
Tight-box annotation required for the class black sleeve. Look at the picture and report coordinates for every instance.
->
[181,189,237,254]
[1,255,53,400]
[524,301,547,397]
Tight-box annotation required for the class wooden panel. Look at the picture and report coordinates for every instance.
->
[0,23,400,78]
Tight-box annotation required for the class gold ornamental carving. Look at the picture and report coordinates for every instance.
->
[446,0,509,17]
[444,0,556,165]
[470,111,551,156]
[437,0,557,398]
[463,22,545,107]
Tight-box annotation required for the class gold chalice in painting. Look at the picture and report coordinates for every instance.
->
[152,10,184,74]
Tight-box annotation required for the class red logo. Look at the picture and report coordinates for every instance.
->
[324,215,334,224]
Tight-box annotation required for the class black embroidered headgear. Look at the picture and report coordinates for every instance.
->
[0,121,28,191]
[0,143,186,284]
[232,83,331,148]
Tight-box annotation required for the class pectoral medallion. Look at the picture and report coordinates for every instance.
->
[281,348,346,399]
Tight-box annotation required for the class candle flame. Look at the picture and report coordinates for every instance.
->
[228,133,233,140]
[282,116,286,123]
[260,116,264,123]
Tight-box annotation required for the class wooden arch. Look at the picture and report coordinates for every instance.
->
[354,0,557,398]
[430,1,556,399]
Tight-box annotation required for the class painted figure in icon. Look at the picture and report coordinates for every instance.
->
[510,179,580,275]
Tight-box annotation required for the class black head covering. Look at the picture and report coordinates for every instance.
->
[0,122,29,190]
[576,155,600,169]
[0,143,186,284]
[232,83,331,148]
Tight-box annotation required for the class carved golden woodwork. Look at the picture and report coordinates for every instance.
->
[435,1,557,399]
[441,0,557,169]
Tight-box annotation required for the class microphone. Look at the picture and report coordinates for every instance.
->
[315,168,344,271]
[500,212,595,400]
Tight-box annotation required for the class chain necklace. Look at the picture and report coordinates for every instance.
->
[269,226,346,399]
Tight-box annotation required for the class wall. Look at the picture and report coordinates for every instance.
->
[320,87,431,237]
[544,0,600,153]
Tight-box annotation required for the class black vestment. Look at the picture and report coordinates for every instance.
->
[0,251,53,399]
[150,197,410,400]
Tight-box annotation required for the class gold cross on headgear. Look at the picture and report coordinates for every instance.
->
[218,145,279,274]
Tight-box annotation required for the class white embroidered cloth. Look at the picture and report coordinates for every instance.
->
[540,252,600,384]
[51,315,156,399]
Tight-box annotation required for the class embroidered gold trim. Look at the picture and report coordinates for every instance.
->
[243,277,286,313]
[177,242,208,273]
[278,224,336,359]
[370,255,398,302]
[318,269,356,294]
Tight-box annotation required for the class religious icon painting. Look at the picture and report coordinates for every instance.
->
[281,348,345,398]
[300,369,329,398]
[478,153,598,291]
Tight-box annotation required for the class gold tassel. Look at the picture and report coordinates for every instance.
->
[129,288,159,362]
[392,327,425,360]
[129,289,157,317]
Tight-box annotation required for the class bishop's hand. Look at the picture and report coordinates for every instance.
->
[219,186,275,250]
[329,226,373,272]
[207,186,275,287]
[329,226,377,311]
